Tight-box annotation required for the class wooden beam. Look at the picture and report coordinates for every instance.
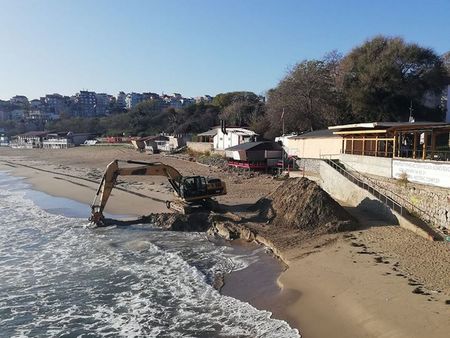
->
[431,131,436,159]
[375,135,378,157]
[333,129,388,135]
[362,135,365,155]
[422,132,427,160]
[393,132,397,158]
[342,137,394,141]
[413,132,418,159]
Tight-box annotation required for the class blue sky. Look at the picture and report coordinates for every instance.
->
[0,0,449,100]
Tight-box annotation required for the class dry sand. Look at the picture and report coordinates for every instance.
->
[1,146,449,338]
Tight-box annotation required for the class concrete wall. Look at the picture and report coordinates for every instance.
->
[287,137,342,158]
[319,161,442,240]
[392,159,450,188]
[339,153,392,178]
[319,161,398,224]
[186,141,213,153]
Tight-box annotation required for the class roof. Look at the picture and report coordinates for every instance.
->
[198,127,257,137]
[18,131,48,137]
[328,121,448,130]
[197,129,218,137]
[228,128,257,136]
[290,129,340,139]
[138,135,169,142]
[386,122,450,132]
[225,141,282,151]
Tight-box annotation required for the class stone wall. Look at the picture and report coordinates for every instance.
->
[364,174,450,231]
[296,158,321,174]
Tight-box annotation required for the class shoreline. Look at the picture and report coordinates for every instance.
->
[1,147,450,338]
[0,167,298,333]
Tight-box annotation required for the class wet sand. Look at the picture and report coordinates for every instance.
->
[1,146,450,338]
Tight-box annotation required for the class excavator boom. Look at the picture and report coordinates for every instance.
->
[89,159,226,225]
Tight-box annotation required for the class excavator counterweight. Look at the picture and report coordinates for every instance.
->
[89,159,226,225]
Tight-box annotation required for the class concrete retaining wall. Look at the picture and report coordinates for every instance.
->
[187,141,213,153]
[339,154,392,178]
[319,161,441,241]
[319,161,398,224]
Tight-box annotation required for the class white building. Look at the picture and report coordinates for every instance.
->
[10,131,48,149]
[42,132,94,149]
[213,127,257,150]
[276,130,343,158]
[43,135,74,149]
[125,92,143,109]
[0,134,9,146]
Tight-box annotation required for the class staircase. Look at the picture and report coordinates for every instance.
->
[319,155,443,240]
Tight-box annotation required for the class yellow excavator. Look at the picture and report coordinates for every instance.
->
[89,159,227,225]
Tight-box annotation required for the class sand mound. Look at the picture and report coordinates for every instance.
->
[255,177,356,233]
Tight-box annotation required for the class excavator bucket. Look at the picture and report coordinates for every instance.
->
[165,200,191,214]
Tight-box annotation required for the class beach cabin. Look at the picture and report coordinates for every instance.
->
[187,127,258,153]
[214,127,257,151]
[225,141,283,170]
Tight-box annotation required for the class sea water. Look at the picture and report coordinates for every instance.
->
[0,171,300,337]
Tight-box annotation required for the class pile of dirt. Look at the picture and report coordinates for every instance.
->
[254,177,357,234]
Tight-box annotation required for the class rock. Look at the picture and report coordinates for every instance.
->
[142,212,212,232]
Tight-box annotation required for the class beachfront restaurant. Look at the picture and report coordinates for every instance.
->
[328,122,450,188]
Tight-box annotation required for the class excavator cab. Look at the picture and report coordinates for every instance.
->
[180,176,207,199]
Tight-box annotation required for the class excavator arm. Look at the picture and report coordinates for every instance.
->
[89,159,183,224]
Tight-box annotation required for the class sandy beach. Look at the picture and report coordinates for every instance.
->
[1,146,449,338]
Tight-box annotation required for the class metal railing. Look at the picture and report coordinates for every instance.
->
[394,148,450,162]
[319,154,441,228]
